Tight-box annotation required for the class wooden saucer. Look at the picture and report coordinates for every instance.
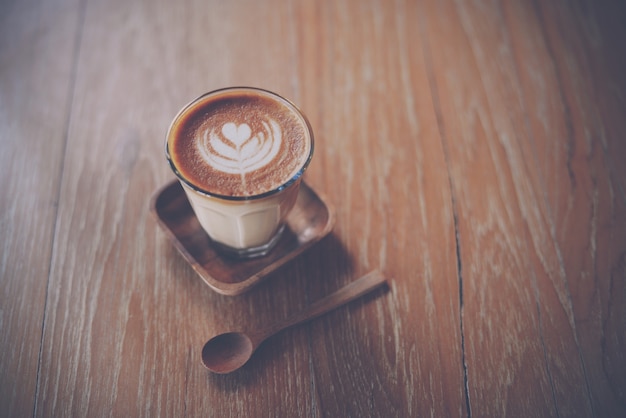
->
[150,180,335,296]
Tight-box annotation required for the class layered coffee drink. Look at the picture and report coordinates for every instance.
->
[166,87,314,258]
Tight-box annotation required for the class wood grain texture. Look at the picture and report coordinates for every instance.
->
[294,1,465,415]
[1,0,624,417]
[421,0,626,416]
[0,0,81,416]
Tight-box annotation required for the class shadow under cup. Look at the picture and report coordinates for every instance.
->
[165,87,314,259]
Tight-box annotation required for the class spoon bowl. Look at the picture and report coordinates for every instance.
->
[201,332,254,374]
[201,270,386,373]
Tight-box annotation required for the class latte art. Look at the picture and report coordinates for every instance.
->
[199,120,282,176]
[167,88,312,197]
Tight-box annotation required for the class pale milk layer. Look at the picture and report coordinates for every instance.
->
[181,180,300,249]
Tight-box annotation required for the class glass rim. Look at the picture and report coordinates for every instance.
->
[165,86,314,201]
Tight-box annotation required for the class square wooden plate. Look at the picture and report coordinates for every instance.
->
[150,180,335,296]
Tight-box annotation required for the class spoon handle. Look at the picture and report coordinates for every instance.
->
[257,270,387,342]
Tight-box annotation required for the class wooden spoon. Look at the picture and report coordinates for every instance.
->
[201,270,386,374]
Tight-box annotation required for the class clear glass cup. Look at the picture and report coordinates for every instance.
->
[165,87,314,259]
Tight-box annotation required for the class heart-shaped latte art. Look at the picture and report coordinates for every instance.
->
[221,123,252,147]
[199,118,282,176]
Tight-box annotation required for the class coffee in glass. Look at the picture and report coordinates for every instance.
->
[166,87,314,258]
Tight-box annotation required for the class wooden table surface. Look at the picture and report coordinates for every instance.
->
[2,0,625,416]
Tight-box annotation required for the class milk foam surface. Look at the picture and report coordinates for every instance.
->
[168,90,311,197]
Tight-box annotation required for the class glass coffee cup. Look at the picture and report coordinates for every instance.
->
[166,87,314,259]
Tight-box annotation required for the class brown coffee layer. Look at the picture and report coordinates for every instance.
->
[168,89,311,197]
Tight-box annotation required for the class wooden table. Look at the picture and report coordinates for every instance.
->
[2,0,625,416]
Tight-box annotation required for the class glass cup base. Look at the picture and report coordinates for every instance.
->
[210,225,286,259]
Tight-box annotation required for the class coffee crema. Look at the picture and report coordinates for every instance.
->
[167,89,312,197]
